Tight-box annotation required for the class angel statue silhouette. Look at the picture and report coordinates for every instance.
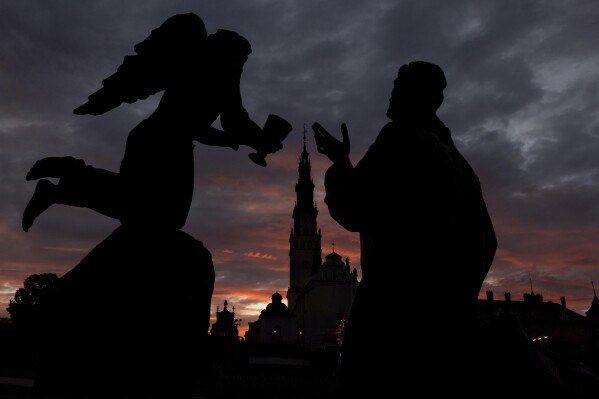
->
[22,13,292,398]
[22,12,292,233]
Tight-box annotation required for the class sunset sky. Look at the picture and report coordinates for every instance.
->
[1,1,599,334]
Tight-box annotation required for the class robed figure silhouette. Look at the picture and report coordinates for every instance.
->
[22,13,291,398]
[313,61,597,397]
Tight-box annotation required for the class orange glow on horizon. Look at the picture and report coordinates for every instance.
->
[41,246,90,253]
[245,252,277,260]
[238,324,249,336]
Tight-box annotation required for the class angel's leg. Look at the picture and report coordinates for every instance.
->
[26,156,86,181]
[22,156,87,232]
[22,179,58,232]
[22,159,124,231]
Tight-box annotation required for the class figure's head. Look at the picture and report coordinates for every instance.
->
[386,61,447,121]
[207,29,252,69]
[133,13,208,58]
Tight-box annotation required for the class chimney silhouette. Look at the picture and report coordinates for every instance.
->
[485,290,495,312]
[504,292,511,312]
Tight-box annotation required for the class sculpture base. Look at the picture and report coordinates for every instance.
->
[33,225,215,398]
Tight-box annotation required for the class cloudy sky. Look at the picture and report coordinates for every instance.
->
[1,1,599,333]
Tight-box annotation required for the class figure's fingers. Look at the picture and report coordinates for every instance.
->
[341,123,349,143]
[311,122,325,137]
[340,123,351,154]
[314,137,326,154]
[312,122,327,146]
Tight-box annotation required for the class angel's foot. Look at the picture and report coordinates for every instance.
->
[22,179,58,232]
[26,156,85,181]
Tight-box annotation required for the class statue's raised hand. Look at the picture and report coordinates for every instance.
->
[312,122,350,164]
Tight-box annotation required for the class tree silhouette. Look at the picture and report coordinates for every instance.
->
[7,273,58,326]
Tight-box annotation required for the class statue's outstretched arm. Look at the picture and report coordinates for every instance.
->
[192,126,241,150]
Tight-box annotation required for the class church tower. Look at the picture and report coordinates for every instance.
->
[287,127,322,313]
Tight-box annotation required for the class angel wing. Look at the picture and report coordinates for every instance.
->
[74,12,208,116]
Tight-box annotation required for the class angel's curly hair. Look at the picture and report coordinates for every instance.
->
[207,29,253,65]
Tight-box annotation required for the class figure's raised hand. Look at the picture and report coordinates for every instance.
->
[312,122,350,164]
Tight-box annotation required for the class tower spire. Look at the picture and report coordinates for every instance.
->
[289,126,321,315]
[529,273,534,294]
[593,280,597,297]
[300,123,309,160]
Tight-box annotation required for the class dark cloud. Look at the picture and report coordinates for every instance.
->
[1,1,598,324]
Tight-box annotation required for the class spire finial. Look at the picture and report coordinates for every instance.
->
[332,241,335,253]
[529,273,534,293]
[593,280,597,297]
[303,124,307,152]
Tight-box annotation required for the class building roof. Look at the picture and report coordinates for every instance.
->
[586,294,599,321]
[324,251,342,264]
[262,291,291,317]
[478,292,587,324]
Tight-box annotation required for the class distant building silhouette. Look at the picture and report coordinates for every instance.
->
[585,283,599,365]
[478,287,599,367]
[225,130,599,380]
[245,292,296,344]
[246,129,359,346]
[210,299,240,338]
[586,282,599,323]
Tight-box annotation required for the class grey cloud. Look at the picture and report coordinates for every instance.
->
[2,1,599,322]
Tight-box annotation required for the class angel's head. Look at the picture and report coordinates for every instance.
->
[207,29,252,70]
